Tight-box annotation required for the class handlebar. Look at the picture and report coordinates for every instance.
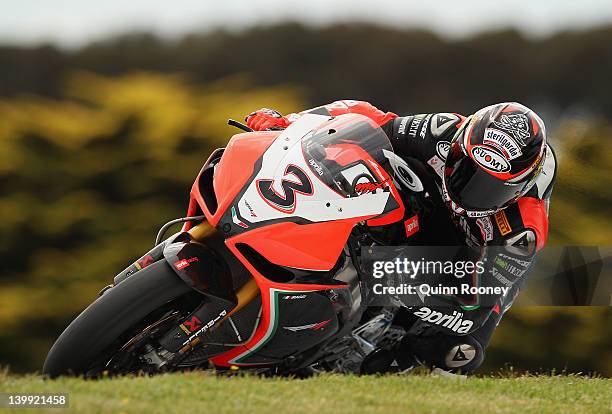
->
[227,119,253,132]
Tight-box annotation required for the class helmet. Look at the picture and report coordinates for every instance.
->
[442,102,546,217]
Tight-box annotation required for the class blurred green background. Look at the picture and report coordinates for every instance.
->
[0,23,611,375]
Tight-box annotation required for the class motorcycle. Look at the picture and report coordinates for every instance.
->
[43,113,408,377]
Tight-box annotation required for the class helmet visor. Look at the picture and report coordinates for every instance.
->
[444,139,526,213]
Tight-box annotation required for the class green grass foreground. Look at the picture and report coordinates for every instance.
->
[0,371,610,414]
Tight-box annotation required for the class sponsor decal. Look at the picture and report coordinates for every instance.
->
[492,113,531,146]
[483,128,522,160]
[408,114,426,138]
[436,141,451,160]
[490,266,514,287]
[419,114,432,139]
[282,294,307,300]
[175,260,189,270]
[430,113,460,137]
[493,256,527,278]
[354,178,390,195]
[397,117,409,135]
[136,254,156,270]
[471,145,511,173]
[445,344,476,368]
[244,200,257,217]
[174,256,200,270]
[383,149,424,192]
[404,215,420,238]
[494,210,512,235]
[181,315,202,333]
[465,209,497,218]
[283,319,332,332]
[499,253,531,267]
[427,155,445,178]
[413,307,474,334]
[256,164,314,214]
[476,216,494,242]
[308,158,324,176]
[182,309,228,346]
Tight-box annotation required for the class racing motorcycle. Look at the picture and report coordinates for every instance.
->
[43,113,409,377]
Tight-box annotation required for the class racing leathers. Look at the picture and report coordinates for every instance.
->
[245,100,557,374]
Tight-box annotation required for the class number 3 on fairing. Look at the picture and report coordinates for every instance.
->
[256,164,314,214]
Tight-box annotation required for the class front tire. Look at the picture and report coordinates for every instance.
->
[43,260,194,377]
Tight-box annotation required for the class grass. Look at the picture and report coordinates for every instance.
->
[0,370,610,414]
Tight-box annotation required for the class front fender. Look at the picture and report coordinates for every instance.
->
[163,236,237,305]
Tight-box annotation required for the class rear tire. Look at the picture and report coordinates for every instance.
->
[43,260,194,377]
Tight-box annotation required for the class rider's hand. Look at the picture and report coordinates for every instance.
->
[245,108,290,131]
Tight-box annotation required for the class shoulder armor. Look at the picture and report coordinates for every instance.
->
[488,198,548,253]
[430,113,463,138]
[391,112,465,175]
[503,229,537,256]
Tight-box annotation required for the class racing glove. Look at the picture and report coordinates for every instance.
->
[245,108,290,131]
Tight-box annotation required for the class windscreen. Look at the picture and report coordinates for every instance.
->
[301,114,395,198]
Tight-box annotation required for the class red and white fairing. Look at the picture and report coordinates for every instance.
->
[183,114,405,367]
[236,114,393,224]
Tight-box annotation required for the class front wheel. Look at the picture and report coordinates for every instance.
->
[43,260,201,377]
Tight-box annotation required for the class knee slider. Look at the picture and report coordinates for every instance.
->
[401,332,485,374]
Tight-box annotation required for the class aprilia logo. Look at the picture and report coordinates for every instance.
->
[308,159,324,176]
[174,257,199,270]
[404,215,420,238]
[413,307,474,334]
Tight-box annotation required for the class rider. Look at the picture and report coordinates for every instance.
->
[244,100,556,374]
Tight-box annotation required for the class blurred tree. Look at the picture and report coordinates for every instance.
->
[1,24,612,116]
[0,72,302,371]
